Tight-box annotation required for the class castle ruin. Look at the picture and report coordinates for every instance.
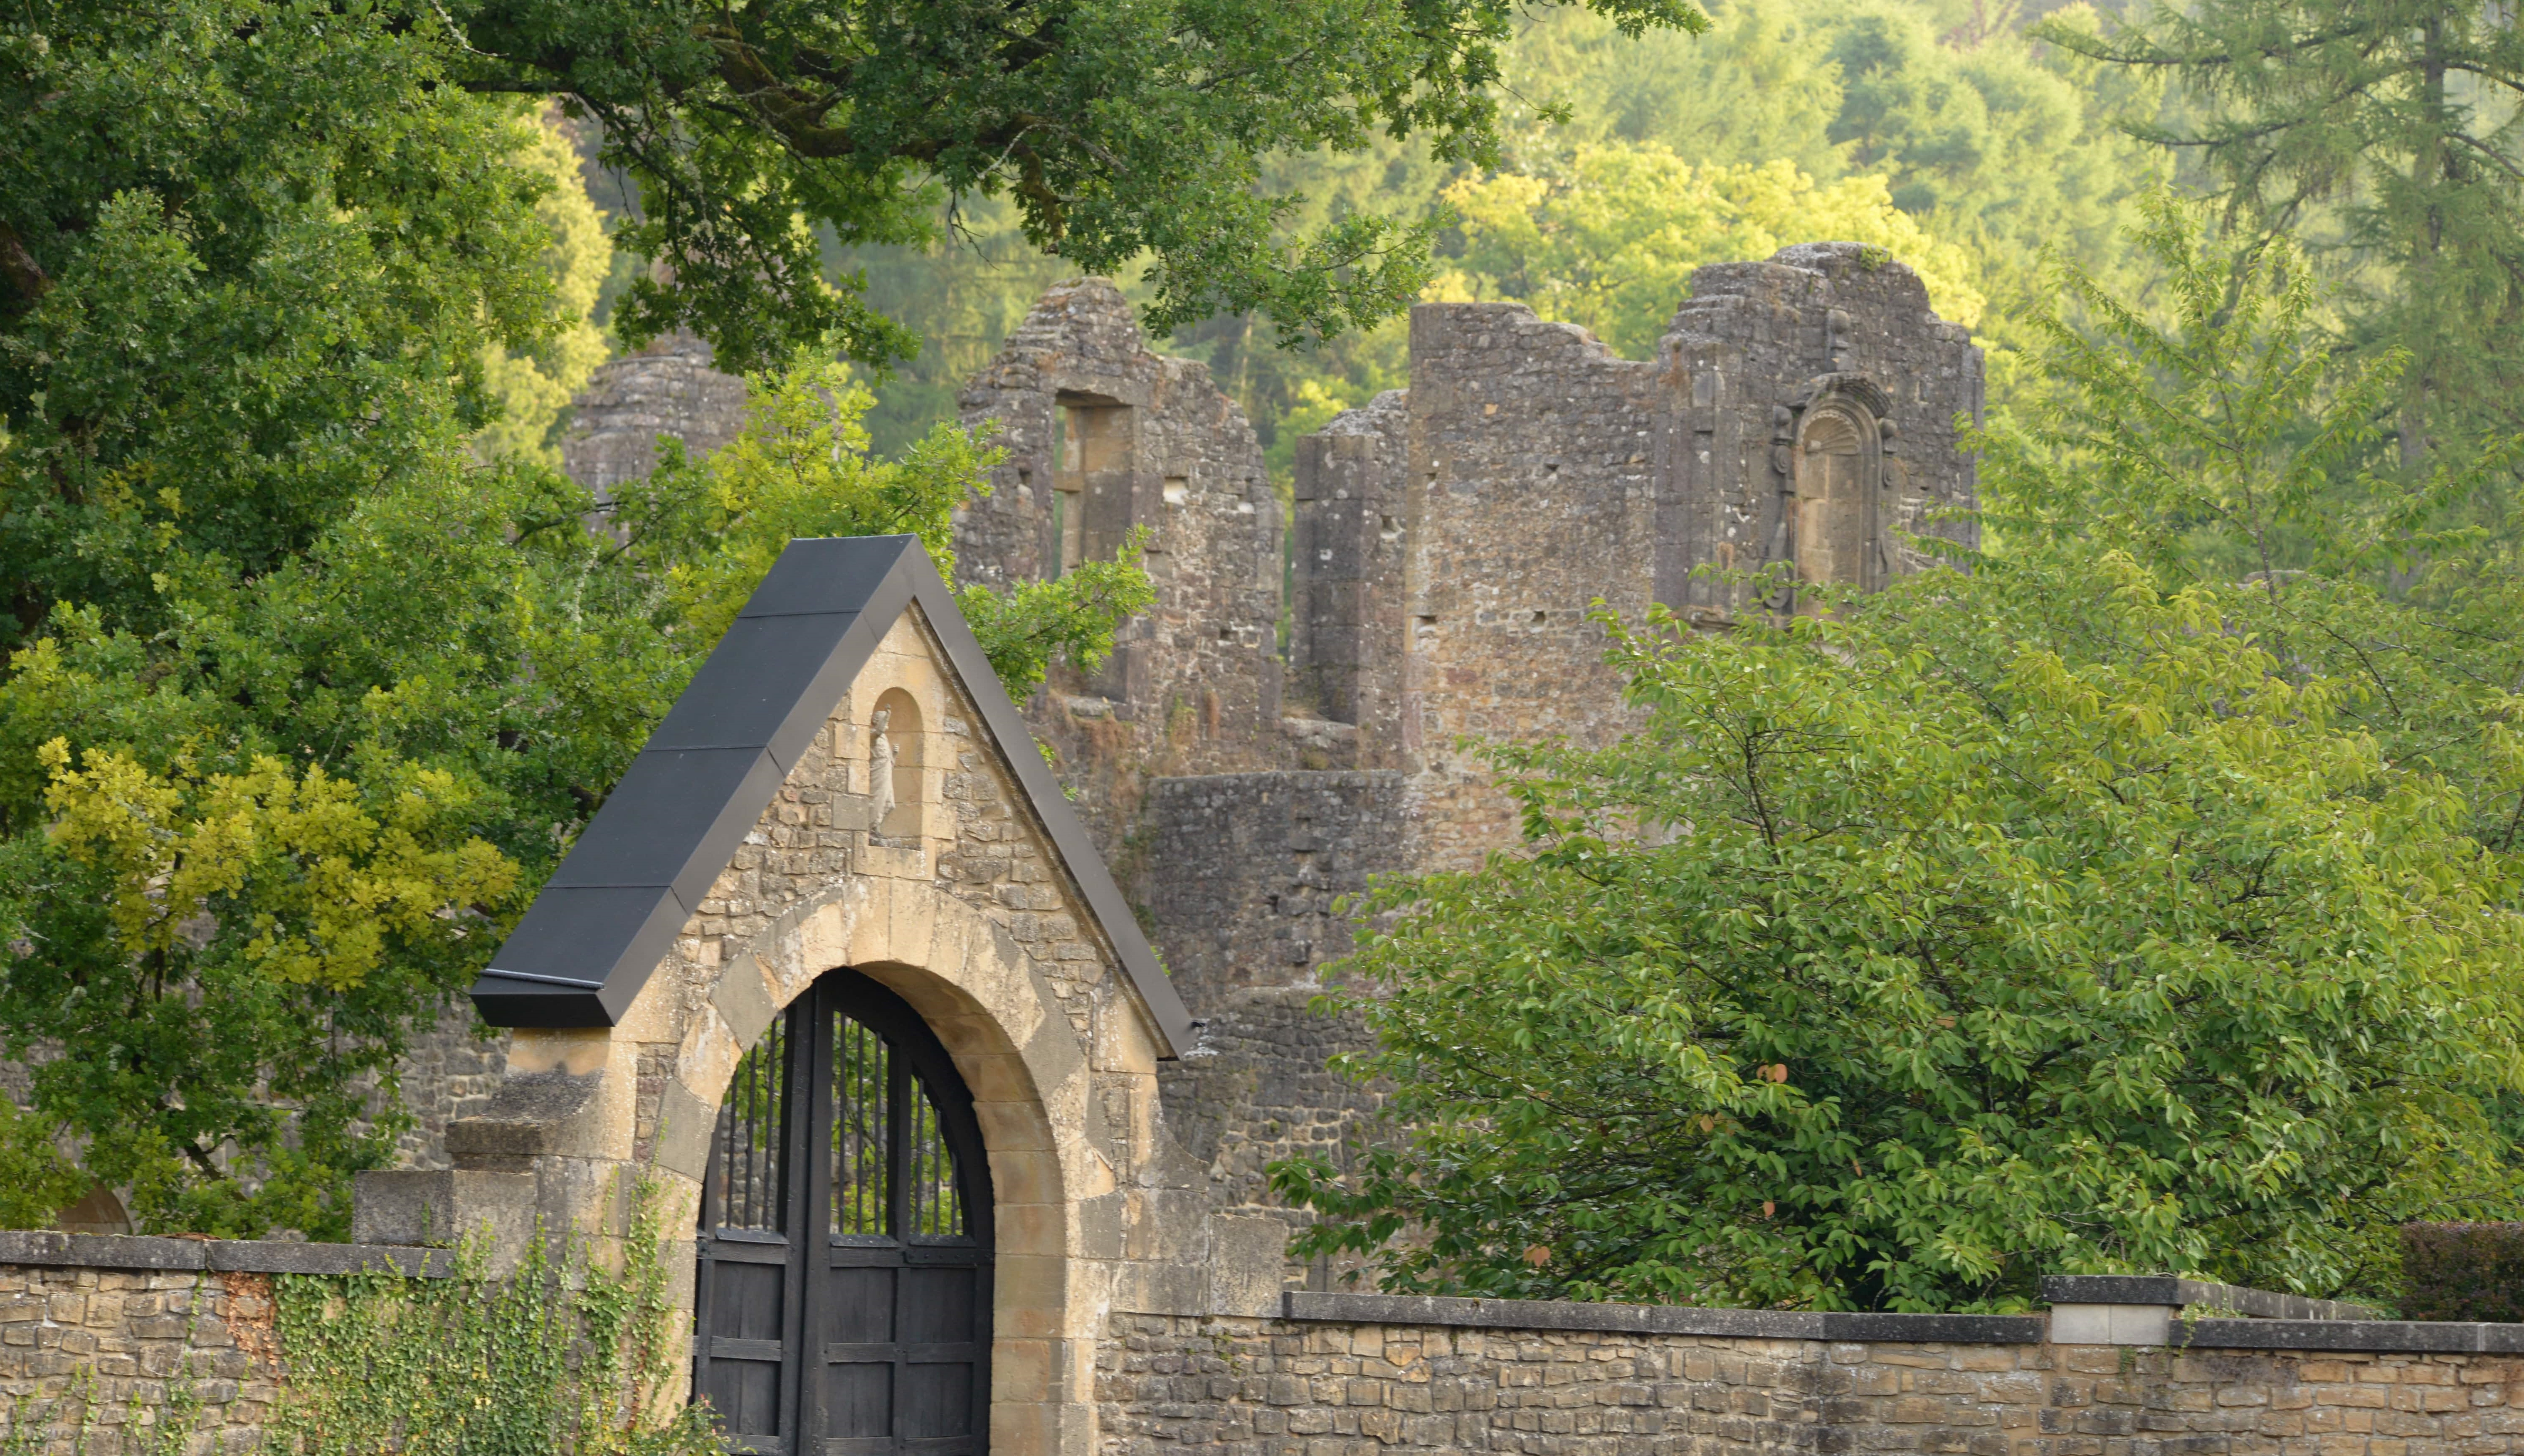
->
[393,242,1979,1219]
[933,245,1980,1222]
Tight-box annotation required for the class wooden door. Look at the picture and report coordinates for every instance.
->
[695,970,995,1456]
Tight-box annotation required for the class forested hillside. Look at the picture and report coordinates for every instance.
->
[798,0,2168,464]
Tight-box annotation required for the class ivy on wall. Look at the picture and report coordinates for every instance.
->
[0,1177,721,1454]
[275,1180,717,1456]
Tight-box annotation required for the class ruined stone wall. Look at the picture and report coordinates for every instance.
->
[956,282,1291,860]
[1145,773,1405,1004]
[559,332,750,508]
[1283,246,1982,873]
[1384,304,1664,872]
[1662,243,1982,618]
[1288,391,1410,765]
[1141,773,1402,1251]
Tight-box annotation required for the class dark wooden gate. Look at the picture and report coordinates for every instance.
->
[694,968,994,1456]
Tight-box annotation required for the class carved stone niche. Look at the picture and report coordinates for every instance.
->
[1789,375,1896,597]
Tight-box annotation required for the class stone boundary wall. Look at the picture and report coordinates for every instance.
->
[0,1235,442,1453]
[13,1236,2524,1454]
[1101,1292,2524,1456]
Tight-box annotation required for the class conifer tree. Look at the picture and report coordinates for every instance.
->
[2049,0,2524,474]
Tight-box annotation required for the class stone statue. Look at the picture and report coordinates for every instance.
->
[868,708,896,832]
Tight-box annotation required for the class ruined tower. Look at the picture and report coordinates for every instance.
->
[945,245,1982,1227]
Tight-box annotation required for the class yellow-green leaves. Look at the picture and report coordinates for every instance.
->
[1433,148,1985,356]
[40,741,516,994]
[474,111,615,467]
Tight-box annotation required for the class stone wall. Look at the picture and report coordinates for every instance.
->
[388,1000,510,1171]
[17,1237,2524,1456]
[1156,989,1380,1228]
[1662,243,1982,619]
[560,332,750,509]
[956,281,1291,859]
[0,1234,448,1454]
[1288,390,1410,764]
[1102,1293,2524,1456]
[1145,773,1406,1004]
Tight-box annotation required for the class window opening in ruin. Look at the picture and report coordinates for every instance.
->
[1052,396,1129,579]
[1163,476,1187,506]
[870,689,924,841]
[694,967,993,1456]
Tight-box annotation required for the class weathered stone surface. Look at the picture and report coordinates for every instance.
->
[1102,1314,2524,1456]
[1146,771,1405,1002]
[953,280,1290,859]
[560,331,750,507]
[0,1263,284,1449]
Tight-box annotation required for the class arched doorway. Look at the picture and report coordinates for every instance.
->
[694,967,995,1456]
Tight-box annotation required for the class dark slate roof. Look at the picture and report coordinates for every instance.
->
[469,535,1196,1056]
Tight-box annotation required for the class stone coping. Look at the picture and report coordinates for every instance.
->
[2176,1318,2524,1353]
[2041,1274,2378,1321]
[0,1230,453,1278]
[1281,1291,2045,1344]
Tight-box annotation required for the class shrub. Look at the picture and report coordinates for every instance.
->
[2402,1224,2524,1323]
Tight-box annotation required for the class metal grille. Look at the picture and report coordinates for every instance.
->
[832,1015,890,1235]
[908,1085,964,1237]
[827,1011,966,1238]
[708,1013,786,1232]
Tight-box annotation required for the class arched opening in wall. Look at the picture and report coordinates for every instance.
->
[1793,402,1883,599]
[871,689,924,842]
[693,967,995,1456]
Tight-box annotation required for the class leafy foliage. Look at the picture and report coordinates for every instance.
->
[1434,147,1983,355]
[0,1,557,643]
[1978,188,2430,586]
[272,1177,718,1456]
[1275,554,2524,1310]
[2400,1222,2524,1324]
[2048,0,2524,475]
[1981,189,2524,860]
[0,353,1136,1237]
[441,0,1707,369]
[0,1098,86,1234]
[476,115,618,467]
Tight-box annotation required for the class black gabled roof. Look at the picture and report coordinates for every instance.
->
[470,535,1196,1056]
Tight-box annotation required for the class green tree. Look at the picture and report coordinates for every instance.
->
[1275,193,2524,1312]
[1433,146,1984,355]
[2049,0,2524,475]
[1275,553,2524,1310]
[0,0,1350,1236]
[1982,187,2524,847]
[441,0,1707,372]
